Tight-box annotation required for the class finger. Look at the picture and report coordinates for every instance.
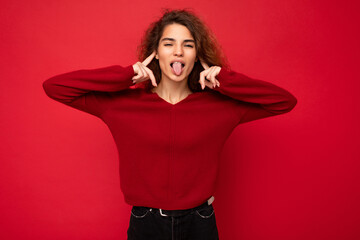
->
[132,63,139,76]
[133,62,144,77]
[132,75,138,81]
[132,64,142,80]
[210,68,220,88]
[199,69,211,90]
[199,70,206,90]
[138,64,147,79]
[210,66,221,87]
[214,67,221,87]
[204,80,214,89]
[132,75,140,81]
[143,67,157,87]
[206,67,221,88]
[200,59,210,70]
[215,67,221,87]
[142,51,156,67]
[206,68,217,88]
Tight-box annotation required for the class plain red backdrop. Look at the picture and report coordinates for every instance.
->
[1,0,359,239]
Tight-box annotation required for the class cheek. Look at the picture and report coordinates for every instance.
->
[158,58,167,71]
[188,54,197,68]
[187,62,196,73]
[157,52,169,68]
[188,51,197,63]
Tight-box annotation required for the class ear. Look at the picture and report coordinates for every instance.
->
[155,51,159,59]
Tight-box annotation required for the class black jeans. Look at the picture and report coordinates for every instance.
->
[127,202,219,240]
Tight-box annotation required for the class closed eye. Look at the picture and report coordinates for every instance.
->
[164,44,194,48]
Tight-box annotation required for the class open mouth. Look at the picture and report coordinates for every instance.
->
[170,62,185,68]
[170,62,185,76]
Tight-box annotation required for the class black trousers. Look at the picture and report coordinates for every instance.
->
[127,201,219,240]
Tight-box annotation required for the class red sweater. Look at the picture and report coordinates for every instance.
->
[43,64,297,210]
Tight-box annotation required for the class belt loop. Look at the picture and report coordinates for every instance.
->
[207,196,215,205]
[159,209,169,217]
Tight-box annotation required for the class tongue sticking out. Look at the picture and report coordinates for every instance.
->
[172,62,183,76]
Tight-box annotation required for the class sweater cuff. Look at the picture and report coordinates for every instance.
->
[214,67,237,91]
[217,67,233,83]
[121,64,136,84]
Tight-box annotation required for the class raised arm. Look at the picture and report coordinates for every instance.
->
[42,64,135,117]
[216,68,297,123]
[43,52,158,117]
[199,61,297,124]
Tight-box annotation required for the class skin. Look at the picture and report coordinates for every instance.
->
[132,23,222,104]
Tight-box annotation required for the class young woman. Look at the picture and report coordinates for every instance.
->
[43,9,297,240]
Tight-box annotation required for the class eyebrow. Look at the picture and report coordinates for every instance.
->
[160,37,195,43]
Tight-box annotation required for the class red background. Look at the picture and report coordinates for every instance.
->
[1,0,359,239]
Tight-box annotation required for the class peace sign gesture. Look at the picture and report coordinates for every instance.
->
[199,60,221,90]
[132,51,157,87]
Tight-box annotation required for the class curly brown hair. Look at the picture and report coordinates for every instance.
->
[136,8,230,93]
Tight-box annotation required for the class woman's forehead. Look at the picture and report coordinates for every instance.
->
[161,23,194,40]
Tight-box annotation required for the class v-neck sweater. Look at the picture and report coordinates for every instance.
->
[43,64,297,210]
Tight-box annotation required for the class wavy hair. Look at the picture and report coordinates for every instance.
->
[136,8,229,93]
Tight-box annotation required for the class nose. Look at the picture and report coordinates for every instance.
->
[173,44,183,56]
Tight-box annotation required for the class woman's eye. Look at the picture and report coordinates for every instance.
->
[164,44,193,48]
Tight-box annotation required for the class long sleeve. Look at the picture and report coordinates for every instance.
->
[214,67,297,124]
[42,64,135,117]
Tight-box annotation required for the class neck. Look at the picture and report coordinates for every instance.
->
[151,76,193,104]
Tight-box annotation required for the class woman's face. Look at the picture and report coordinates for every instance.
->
[156,23,197,83]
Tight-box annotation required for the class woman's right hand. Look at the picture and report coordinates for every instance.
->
[132,51,157,87]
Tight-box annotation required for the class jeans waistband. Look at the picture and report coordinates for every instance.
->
[145,196,214,217]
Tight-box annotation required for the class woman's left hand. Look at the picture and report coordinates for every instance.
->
[199,60,221,90]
